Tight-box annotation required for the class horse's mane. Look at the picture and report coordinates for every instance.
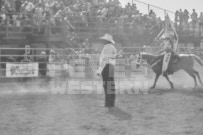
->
[141,52,158,57]
[179,53,192,57]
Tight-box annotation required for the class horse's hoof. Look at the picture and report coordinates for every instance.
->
[150,86,155,89]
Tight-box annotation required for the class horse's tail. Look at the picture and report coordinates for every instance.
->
[191,54,203,67]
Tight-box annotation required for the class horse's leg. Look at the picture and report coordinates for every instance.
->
[163,74,174,89]
[151,73,160,89]
[193,70,203,86]
[184,70,197,89]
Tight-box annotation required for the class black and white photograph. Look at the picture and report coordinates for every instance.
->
[0,0,203,134]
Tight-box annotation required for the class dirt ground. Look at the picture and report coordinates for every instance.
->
[0,67,203,135]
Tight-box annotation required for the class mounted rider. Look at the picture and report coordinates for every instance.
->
[160,35,178,75]
[156,15,179,75]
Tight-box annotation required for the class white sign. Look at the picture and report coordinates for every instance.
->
[6,63,39,77]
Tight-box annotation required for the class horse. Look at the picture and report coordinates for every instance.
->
[136,52,203,89]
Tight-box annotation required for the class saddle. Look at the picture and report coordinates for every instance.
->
[169,53,179,64]
[164,53,179,75]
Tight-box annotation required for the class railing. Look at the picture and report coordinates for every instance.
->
[132,0,203,37]
[132,0,175,19]
[0,11,202,47]
[0,46,202,92]
[0,47,150,91]
[0,17,161,47]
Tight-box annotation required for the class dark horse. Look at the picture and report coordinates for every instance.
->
[136,52,203,89]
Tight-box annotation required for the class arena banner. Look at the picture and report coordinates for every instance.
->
[6,63,39,77]
[47,63,75,77]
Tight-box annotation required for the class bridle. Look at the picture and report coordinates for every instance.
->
[136,52,161,68]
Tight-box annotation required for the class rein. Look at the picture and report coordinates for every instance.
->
[140,53,162,68]
[151,59,162,67]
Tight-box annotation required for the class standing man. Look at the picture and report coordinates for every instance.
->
[97,34,117,108]
[191,9,198,32]
[38,51,47,77]
[49,49,56,62]
[199,12,203,35]
[179,9,184,27]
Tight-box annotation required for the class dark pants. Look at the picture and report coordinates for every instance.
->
[102,64,116,107]
[39,63,47,77]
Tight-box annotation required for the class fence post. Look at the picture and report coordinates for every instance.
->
[5,16,8,37]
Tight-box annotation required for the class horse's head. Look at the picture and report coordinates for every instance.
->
[135,52,143,68]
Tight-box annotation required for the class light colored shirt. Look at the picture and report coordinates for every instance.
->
[97,44,117,74]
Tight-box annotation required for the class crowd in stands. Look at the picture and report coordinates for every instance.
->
[0,0,203,52]
[175,8,203,35]
[1,0,203,39]
[0,0,162,42]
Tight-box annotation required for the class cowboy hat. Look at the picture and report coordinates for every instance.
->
[99,34,115,44]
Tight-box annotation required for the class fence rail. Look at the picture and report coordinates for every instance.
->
[0,47,202,75]
[0,46,201,93]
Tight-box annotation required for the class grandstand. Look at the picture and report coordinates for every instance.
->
[0,0,202,63]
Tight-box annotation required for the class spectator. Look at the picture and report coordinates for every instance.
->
[15,0,22,13]
[0,0,2,12]
[149,10,155,18]
[199,12,203,35]
[0,0,170,49]
[191,9,198,32]
[142,45,147,52]
[179,9,184,27]
[0,10,6,25]
[175,10,179,27]
[183,9,189,25]
[38,51,47,77]
[49,49,56,62]
[14,15,21,28]
[34,5,44,32]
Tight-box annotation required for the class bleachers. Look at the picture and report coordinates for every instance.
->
[0,0,203,49]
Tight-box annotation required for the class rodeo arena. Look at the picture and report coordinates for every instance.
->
[0,0,203,134]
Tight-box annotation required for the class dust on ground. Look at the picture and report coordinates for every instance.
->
[0,65,202,135]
